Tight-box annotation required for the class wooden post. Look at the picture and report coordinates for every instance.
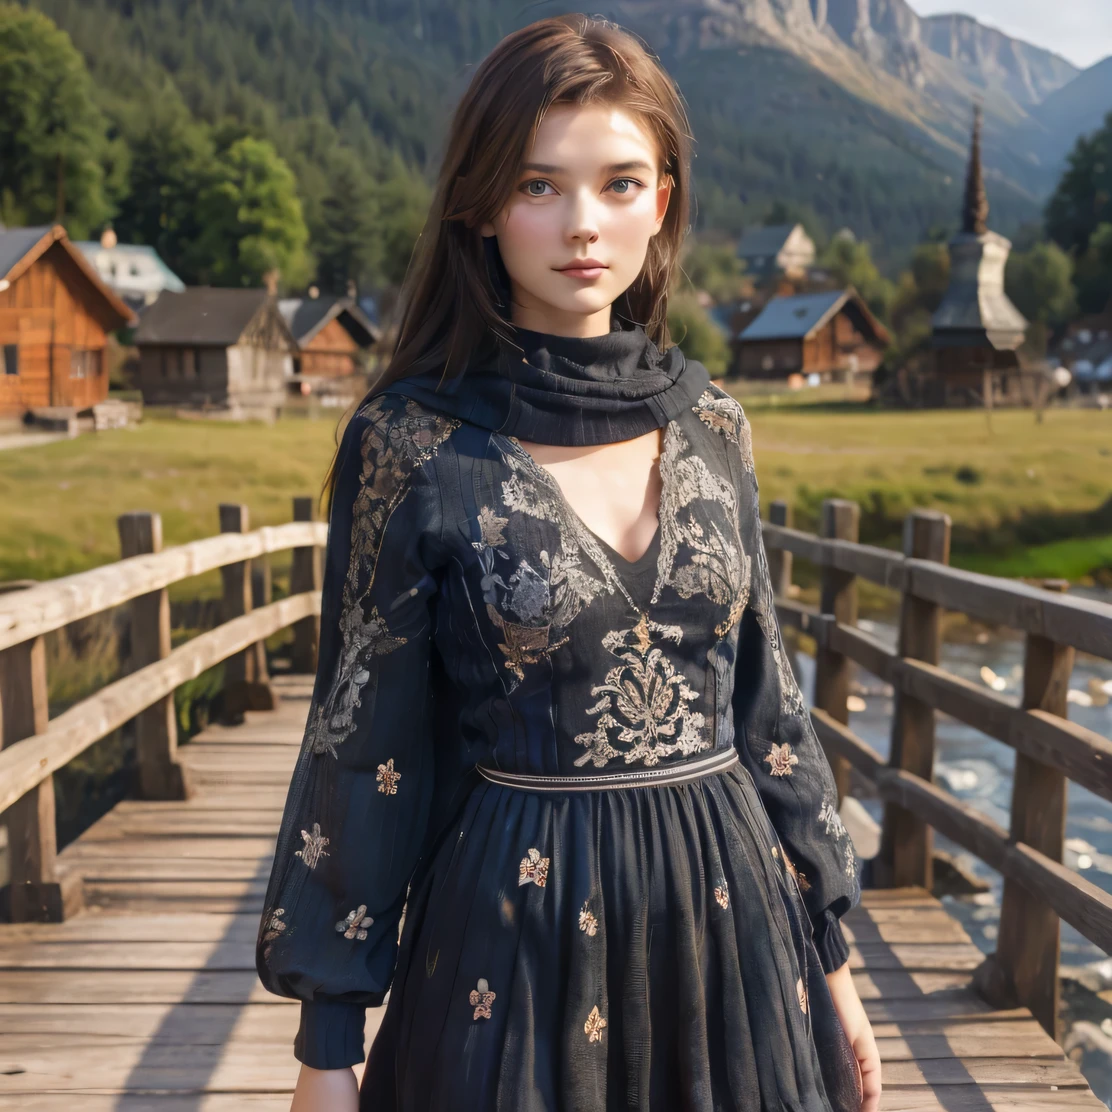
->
[813,499,859,805]
[290,496,322,674]
[118,512,191,801]
[0,638,82,921]
[219,504,275,721]
[877,510,951,889]
[767,501,793,599]
[975,582,1072,1040]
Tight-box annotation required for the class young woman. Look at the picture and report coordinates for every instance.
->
[257,14,881,1112]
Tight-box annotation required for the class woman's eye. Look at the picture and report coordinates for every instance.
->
[609,178,642,195]
[523,180,552,197]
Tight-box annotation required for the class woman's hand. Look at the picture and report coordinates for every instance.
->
[825,961,882,1112]
[290,1063,359,1112]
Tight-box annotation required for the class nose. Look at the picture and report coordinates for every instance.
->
[565,187,600,244]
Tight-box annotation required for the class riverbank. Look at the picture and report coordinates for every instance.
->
[1,403,1110,584]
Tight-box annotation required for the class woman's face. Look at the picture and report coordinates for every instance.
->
[480,102,672,337]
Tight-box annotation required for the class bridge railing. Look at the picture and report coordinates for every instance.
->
[0,498,325,924]
[764,498,1112,1043]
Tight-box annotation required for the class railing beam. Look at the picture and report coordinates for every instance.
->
[0,637,82,922]
[118,512,191,802]
[813,499,860,804]
[877,510,951,890]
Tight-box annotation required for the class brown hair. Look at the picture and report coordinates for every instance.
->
[325,13,693,507]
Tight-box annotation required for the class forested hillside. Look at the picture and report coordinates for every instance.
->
[11,0,1042,279]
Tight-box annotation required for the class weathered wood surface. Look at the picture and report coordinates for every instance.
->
[0,522,327,652]
[0,677,1102,1109]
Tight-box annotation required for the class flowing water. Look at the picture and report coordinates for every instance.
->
[791,587,1112,1104]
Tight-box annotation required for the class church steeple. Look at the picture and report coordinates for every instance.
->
[962,102,989,237]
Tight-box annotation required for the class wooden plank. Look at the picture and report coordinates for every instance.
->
[880,1058,1091,1087]
[878,1088,1106,1111]
[0,1003,297,1039]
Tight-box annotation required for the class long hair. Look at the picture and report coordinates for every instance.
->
[324,13,694,510]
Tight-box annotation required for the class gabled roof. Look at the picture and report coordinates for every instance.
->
[0,225,136,327]
[740,288,889,345]
[277,295,380,348]
[736,224,802,260]
[135,288,293,347]
[74,241,186,294]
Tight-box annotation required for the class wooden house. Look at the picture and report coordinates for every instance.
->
[76,227,186,311]
[278,296,380,400]
[733,288,889,383]
[736,224,816,282]
[0,225,136,422]
[133,288,296,420]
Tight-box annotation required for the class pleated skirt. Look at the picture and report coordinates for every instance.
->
[360,763,861,1112]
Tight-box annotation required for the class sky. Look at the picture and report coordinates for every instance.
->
[909,0,1112,70]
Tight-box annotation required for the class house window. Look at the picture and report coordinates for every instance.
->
[71,349,100,379]
[3,344,17,376]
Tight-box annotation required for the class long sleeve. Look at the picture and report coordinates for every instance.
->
[730,433,860,975]
[256,396,456,1069]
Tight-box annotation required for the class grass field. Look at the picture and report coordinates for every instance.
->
[1,402,1111,586]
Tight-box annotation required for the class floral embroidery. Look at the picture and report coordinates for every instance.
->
[476,505,509,549]
[470,978,496,1020]
[579,901,599,936]
[819,798,848,839]
[694,387,755,473]
[844,842,858,878]
[307,605,407,757]
[518,848,550,888]
[296,823,330,869]
[574,614,709,768]
[753,535,808,719]
[486,603,568,682]
[652,425,751,637]
[305,398,456,758]
[336,905,374,940]
[377,758,401,795]
[764,742,799,777]
[797,976,808,1014]
[584,1005,608,1043]
[261,907,286,961]
[714,880,730,909]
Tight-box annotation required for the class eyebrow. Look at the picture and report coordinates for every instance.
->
[520,160,656,175]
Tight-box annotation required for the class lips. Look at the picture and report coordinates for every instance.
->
[557,260,608,279]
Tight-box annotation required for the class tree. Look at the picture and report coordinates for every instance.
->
[677,241,748,303]
[373,155,433,290]
[0,5,117,236]
[189,136,312,289]
[1005,241,1076,329]
[819,235,895,323]
[1045,112,1112,256]
[1074,224,1112,316]
[314,147,381,295]
[668,292,730,379]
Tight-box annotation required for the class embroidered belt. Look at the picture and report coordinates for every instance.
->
[476,749,739,793]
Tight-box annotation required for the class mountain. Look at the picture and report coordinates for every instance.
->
[1015,56,1112,172]
[19,0,1087,266]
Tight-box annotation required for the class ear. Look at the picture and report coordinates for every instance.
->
[652,175,673,235]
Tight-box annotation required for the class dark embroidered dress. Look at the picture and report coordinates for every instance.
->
[257,321,862,1112]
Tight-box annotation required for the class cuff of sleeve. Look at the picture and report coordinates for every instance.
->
[294,1000,367,1070]
[813,909,851,974]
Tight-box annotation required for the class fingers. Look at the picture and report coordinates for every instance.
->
[858,1052,882,1112]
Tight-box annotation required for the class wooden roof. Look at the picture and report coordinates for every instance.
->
[135,288,295,349]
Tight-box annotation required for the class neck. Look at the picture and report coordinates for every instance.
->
[509,297,612,338]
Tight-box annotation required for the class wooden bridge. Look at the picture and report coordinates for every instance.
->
[1,496,1110,1109]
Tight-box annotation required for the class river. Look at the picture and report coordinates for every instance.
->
[791,587,1112,1104]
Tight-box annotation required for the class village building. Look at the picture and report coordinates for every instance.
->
[278,294,381,403]
[133,288,296,420]
[736,224,816,282]
[75,228,185,311]
[928,105,1031,406]
[1056,301,1112,398]
[0,224,136,424]
[731,288,889,385]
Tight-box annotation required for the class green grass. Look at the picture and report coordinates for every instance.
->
[2,405,1112,585]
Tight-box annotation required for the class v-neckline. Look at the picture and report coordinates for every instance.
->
[502,427,676,610]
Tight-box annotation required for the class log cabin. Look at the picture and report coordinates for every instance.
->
[278,295,380,400]
[133,288,296,421]
[0,225,136,422]
[733,287,889,384]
